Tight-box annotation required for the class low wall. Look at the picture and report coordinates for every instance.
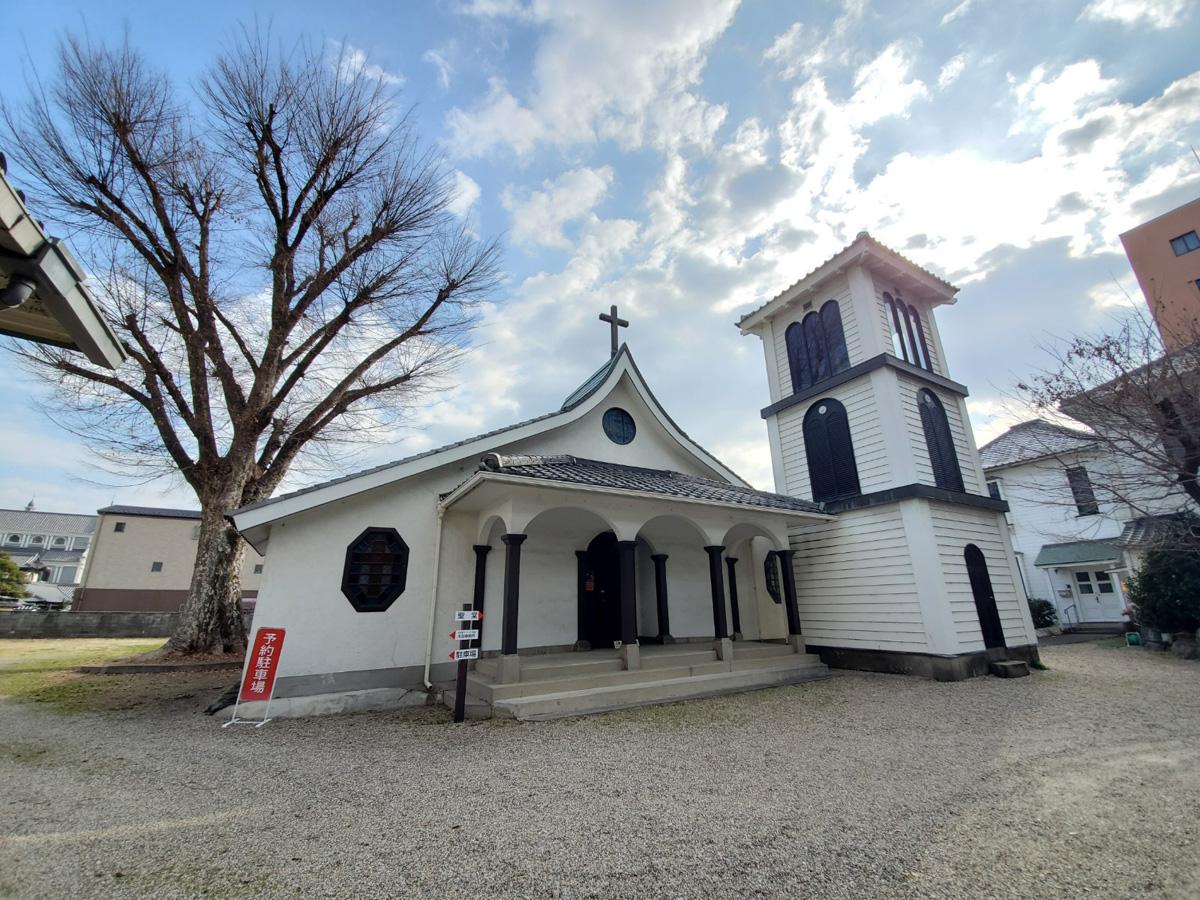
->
[1,611,253,639]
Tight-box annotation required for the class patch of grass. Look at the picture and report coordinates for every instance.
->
[0,638,165,712]
[1095,637,1129,650]
[1030,659,1049,671]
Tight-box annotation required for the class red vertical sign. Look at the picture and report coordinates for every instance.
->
[239,627,286,703]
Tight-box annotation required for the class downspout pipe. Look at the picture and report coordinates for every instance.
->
[422,503,447,690]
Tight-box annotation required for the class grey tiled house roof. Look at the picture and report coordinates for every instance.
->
[979,419,1098,470]
[0,508,96,535]
[479,454,823,514]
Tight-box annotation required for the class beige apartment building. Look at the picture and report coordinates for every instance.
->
[75,505,264,612]
[1120,196,1200,351]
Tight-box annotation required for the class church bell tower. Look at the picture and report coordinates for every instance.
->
[738,233,1039,679]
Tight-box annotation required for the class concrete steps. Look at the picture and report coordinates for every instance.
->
[461,642,830,720]
[491,660,830,721]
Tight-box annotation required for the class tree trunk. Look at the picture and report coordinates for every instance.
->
[166,500,248,655]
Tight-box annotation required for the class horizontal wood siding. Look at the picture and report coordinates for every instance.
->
[929,505,1030,650]
[897,378,983,494]
[789,508,929,652]
[770,277,862,394]
[872,283,945,377]
[775,377,890,499]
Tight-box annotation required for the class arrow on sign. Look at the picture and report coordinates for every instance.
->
[450,648,480,661]
[454,610,483,622]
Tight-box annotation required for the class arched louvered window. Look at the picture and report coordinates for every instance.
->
[803,398,861,502]
[785,300,850,394]
[964,544,1006,649]
[918,389,964,491]
[883,292,932,371]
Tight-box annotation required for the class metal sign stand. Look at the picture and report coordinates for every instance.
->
[224,627,286,729]
[450,605,482,723]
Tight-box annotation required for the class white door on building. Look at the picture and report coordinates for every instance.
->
[1072,569,1125,622]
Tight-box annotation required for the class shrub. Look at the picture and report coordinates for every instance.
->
[1027,598,1057,629]
[1128,546,1200,634]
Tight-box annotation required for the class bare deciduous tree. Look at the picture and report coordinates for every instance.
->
[2,33,500,655]
[1014,307,1200,524]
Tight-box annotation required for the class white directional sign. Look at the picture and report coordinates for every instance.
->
[455,610,483,622]
[449,648,480,661]
[450,629,480,641]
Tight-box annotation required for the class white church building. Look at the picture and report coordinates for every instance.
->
[231,233,1039,720]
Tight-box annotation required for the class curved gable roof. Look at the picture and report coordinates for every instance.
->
[232,345,748,532]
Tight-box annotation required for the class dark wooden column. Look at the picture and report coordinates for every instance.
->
[471,545,491,651]
[777,548,802,636]
[725,556,742,638]
[617,540,638,645]
[705,545,729,640]
[651,553,672,643]
[500,534,527,655]
[575,550,589,647]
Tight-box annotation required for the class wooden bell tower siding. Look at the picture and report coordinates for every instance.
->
[738,232,1040,680]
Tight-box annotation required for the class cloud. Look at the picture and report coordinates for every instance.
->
[423,47,454,89]
[938,53,967,89]
[940,0,975,26]
[446,0,738,156]
[1008,60,1118,134]
[846,42,929,126]
[501,165,616,248]
[330,41,404,87]
[764,0,868,79]
[446,170,481,217]
[1080,0,1191,28]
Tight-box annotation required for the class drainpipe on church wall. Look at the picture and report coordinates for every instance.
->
[422,505,447,691]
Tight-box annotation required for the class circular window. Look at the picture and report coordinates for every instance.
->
[602,408,636,445]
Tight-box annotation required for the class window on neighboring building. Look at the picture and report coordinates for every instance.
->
[52,537,66,547]
[1074,570,1114,595]
[30,536,43,544]
[150,561,163,573]
[1094,570,1115,594]
[1066,466,1100,516]
[784,300,851,394]
[986,480,1003,501]
[883,292,932,371]
[341,527,410,612]
[802,398,861,502]
[114,521,126,532]
[918,389,965,491]
[5,534,19,544]
[253,564,264,575]
[1170,230,1200,256]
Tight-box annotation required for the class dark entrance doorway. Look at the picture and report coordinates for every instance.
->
[964,544,1006,650]
[579,532,622,648]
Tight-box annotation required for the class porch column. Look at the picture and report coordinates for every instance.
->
[725,556,742,640]
[471,545,490,651]
[705,545,729,641]
[617,540,640,670]
[777,548,805,652]
[574,550,589,648]
[500,534,527,665]
[651,553,673,643]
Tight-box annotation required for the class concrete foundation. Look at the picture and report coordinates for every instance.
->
[814,643,1041,681]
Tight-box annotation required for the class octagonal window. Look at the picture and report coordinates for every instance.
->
[341,527,410,612]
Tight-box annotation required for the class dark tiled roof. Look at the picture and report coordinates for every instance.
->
[1118,514,1196,547]
[0,508,96,535]
[98,505,201,520]
[979,419,1098,470]
[478,454,823,514]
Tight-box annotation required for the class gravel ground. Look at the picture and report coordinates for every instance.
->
[2,642,1198,899]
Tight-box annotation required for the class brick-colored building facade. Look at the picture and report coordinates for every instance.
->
[1120,196,1200,351]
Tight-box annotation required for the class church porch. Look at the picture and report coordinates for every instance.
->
[436,454,831,717]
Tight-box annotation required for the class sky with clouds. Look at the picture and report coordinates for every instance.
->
[2,0,1199,514]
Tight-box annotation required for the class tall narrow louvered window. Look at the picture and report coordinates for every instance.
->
[883,292,932,371]
[803,398,861,502]
[785,300,851,394]
[918,389,964,491]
